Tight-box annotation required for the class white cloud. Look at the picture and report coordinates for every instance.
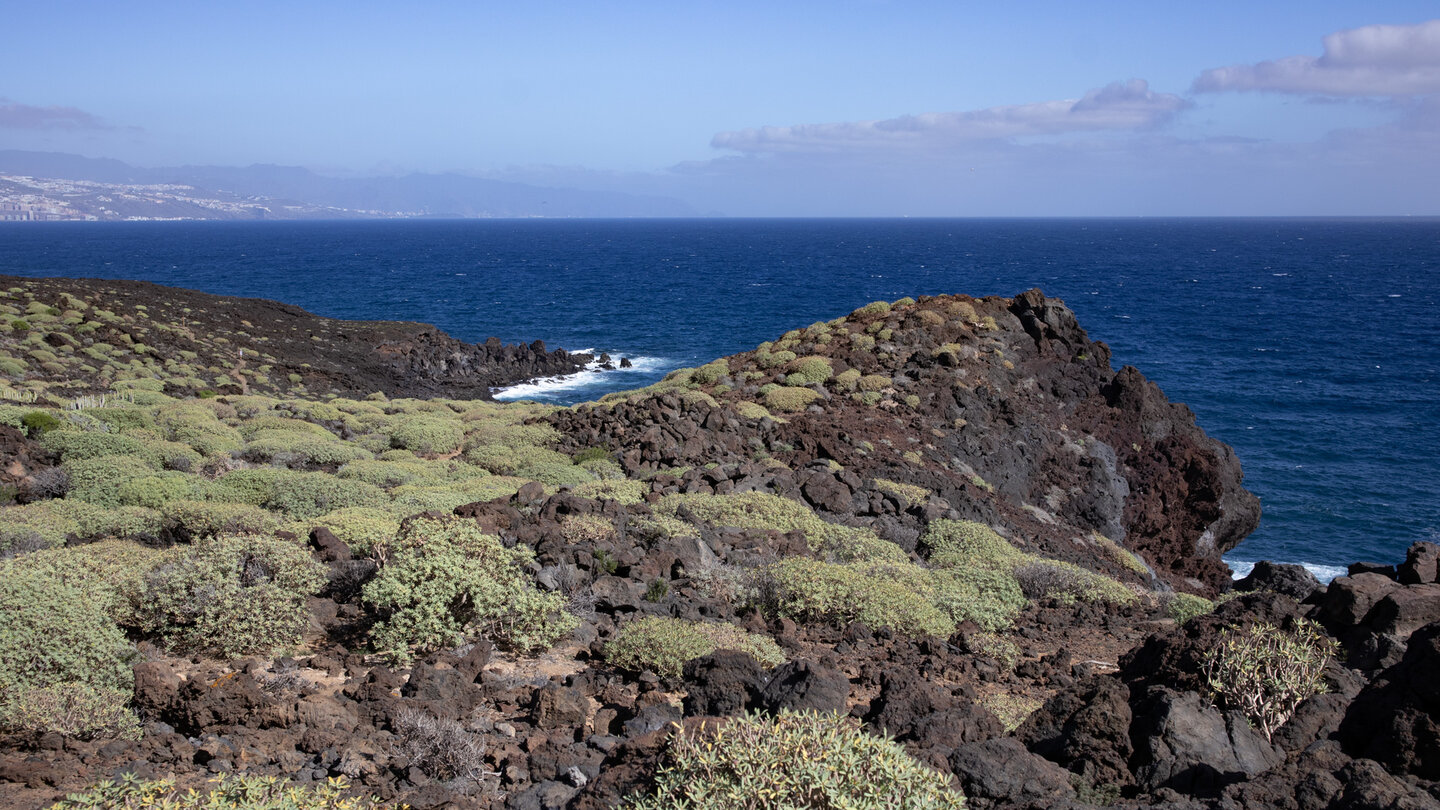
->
[1193,19,1440,96]
[711,80,1189,154]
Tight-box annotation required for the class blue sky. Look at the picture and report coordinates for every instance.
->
[4,2,1438,215]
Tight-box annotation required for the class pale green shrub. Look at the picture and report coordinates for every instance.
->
[0,566,135,704]
[629,709,963,810]
[606,617,785,678]
[363,515,576,661]
[283,507,400,555]
[764,385,821,413]
[389,417,465,456]
[49,774,396,810]
[1203,619,1337,740]
[138,535,327,657]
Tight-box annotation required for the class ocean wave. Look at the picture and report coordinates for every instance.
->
[1225,558,1348,584]
[492,352,671,402]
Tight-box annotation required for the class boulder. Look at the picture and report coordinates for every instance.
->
[1016,675,1133,787]
[682,650,764,717]
[1317,574,1401,629]
[1399,541,1440,585]
[530,683,591,730]
[1131,688,1282,796]
[757,659,850,714]
[948,737,1077,808]
[1233,561,1321,602]
[1338,622,1440,779]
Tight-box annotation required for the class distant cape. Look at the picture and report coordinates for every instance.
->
[0,149,698,219]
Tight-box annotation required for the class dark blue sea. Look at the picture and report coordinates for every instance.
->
[3,218,1438,578]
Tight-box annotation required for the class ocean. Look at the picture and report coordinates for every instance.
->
[2,218,1437,579]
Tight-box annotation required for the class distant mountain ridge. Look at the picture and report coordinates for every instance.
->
[0,150,698,218]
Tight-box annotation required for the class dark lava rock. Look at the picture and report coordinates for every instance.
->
[757,659,850,714]
[682,650,764,717]
[1338,621,1440,780]
[530,683,591,730]
[1016,674,1133,787]
[1130,687,1282,796]
[1317,573,1402,629]
[948,737,1076,809]
[1400,541,1440,585]
[1234,560,1321,602]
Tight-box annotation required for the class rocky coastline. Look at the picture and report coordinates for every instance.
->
[0,280,1435,810]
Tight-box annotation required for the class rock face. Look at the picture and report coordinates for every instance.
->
[553,291,1259,593]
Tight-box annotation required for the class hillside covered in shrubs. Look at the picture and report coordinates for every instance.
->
[0,278,1437,810]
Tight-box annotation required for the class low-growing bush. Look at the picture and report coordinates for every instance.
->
[514,461,594,487]
[138,535,327,658]
[2,683,140,740]
[363,515,576,661]
[763,385,821,413]
[284,506,400,556]
[762,558,956,638]
[63,454,166,508]
[48,774,397,810]
[1166,592,1216,625]
[162,499,280,540]
[0,503,77,553]
[3,540,163,627]
[930,567,1027,631]
[656,491,905,564]
[465,443,571,475]
[925,519,1136,607]
[0,566,135,702]
[1202,619,1337,740]
[153,401,244,455]
[607,617,785,678]
[21,409,61,437]
[389,417,465,456]
[394,707,487,782]
[980,692,1044,734]
[787,355,833,385]
[243,430,371,468]
[571,478,647,505]
[217,468,387,519]
[629,709,964,810]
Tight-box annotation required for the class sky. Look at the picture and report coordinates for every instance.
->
[3,1,1438,216]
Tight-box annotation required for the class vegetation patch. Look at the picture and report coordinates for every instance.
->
[629,709,964,810]
[606,616,784,678]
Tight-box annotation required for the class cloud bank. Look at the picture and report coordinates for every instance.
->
[712,80,1188,154]
[1193,19,1440,96]
[0,98,112,130]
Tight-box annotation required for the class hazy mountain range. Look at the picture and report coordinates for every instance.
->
[0,150,699,219]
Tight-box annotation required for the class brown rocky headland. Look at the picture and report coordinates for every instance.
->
[0,280,1435,810]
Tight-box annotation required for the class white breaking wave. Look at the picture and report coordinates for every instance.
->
[1226,558,1348,584]
[492,351,670,402]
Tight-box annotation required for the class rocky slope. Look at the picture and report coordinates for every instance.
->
[0,285,1435,810]
[0,275,588,401]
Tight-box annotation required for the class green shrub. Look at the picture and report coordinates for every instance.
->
[930,567,1026,631]
[1167,592,1216,625]
[21,409,60,437]
[578,456,625,480]
[1202,619,1338,740]
[389,417,465,456]
[967,632,1021,670]
[10,319,30,333]
[629,709,963,810]
[138,535,327,658]
[48,774,397,810]
[691,359,730,385]
[162,499,280,540]
[2,683,140,740]
[217,468,386,519]
[873,478,929,508]
[853,300,893,316]
[606,617,785,678]
[655,492,905,564]
[764,385,821,413]
[572,478,647,505]
[153,401,243,455]
[337,458,449,488]
[363,515,576,661]
[980,692,1044,734]
[788,355,833,385]
[3,540,163,627]
[48,500,162,542]
[243,430,372,467]
[464,443,570,474]
[857,374,891,392]
[755,348,797,370]
[43,429,163,467]
[282,506,399,555]
[763,557,956,638]
[515,461,594,487]
[0,503,77,553]
[925,519,1135,607]
[0,565,135,701]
